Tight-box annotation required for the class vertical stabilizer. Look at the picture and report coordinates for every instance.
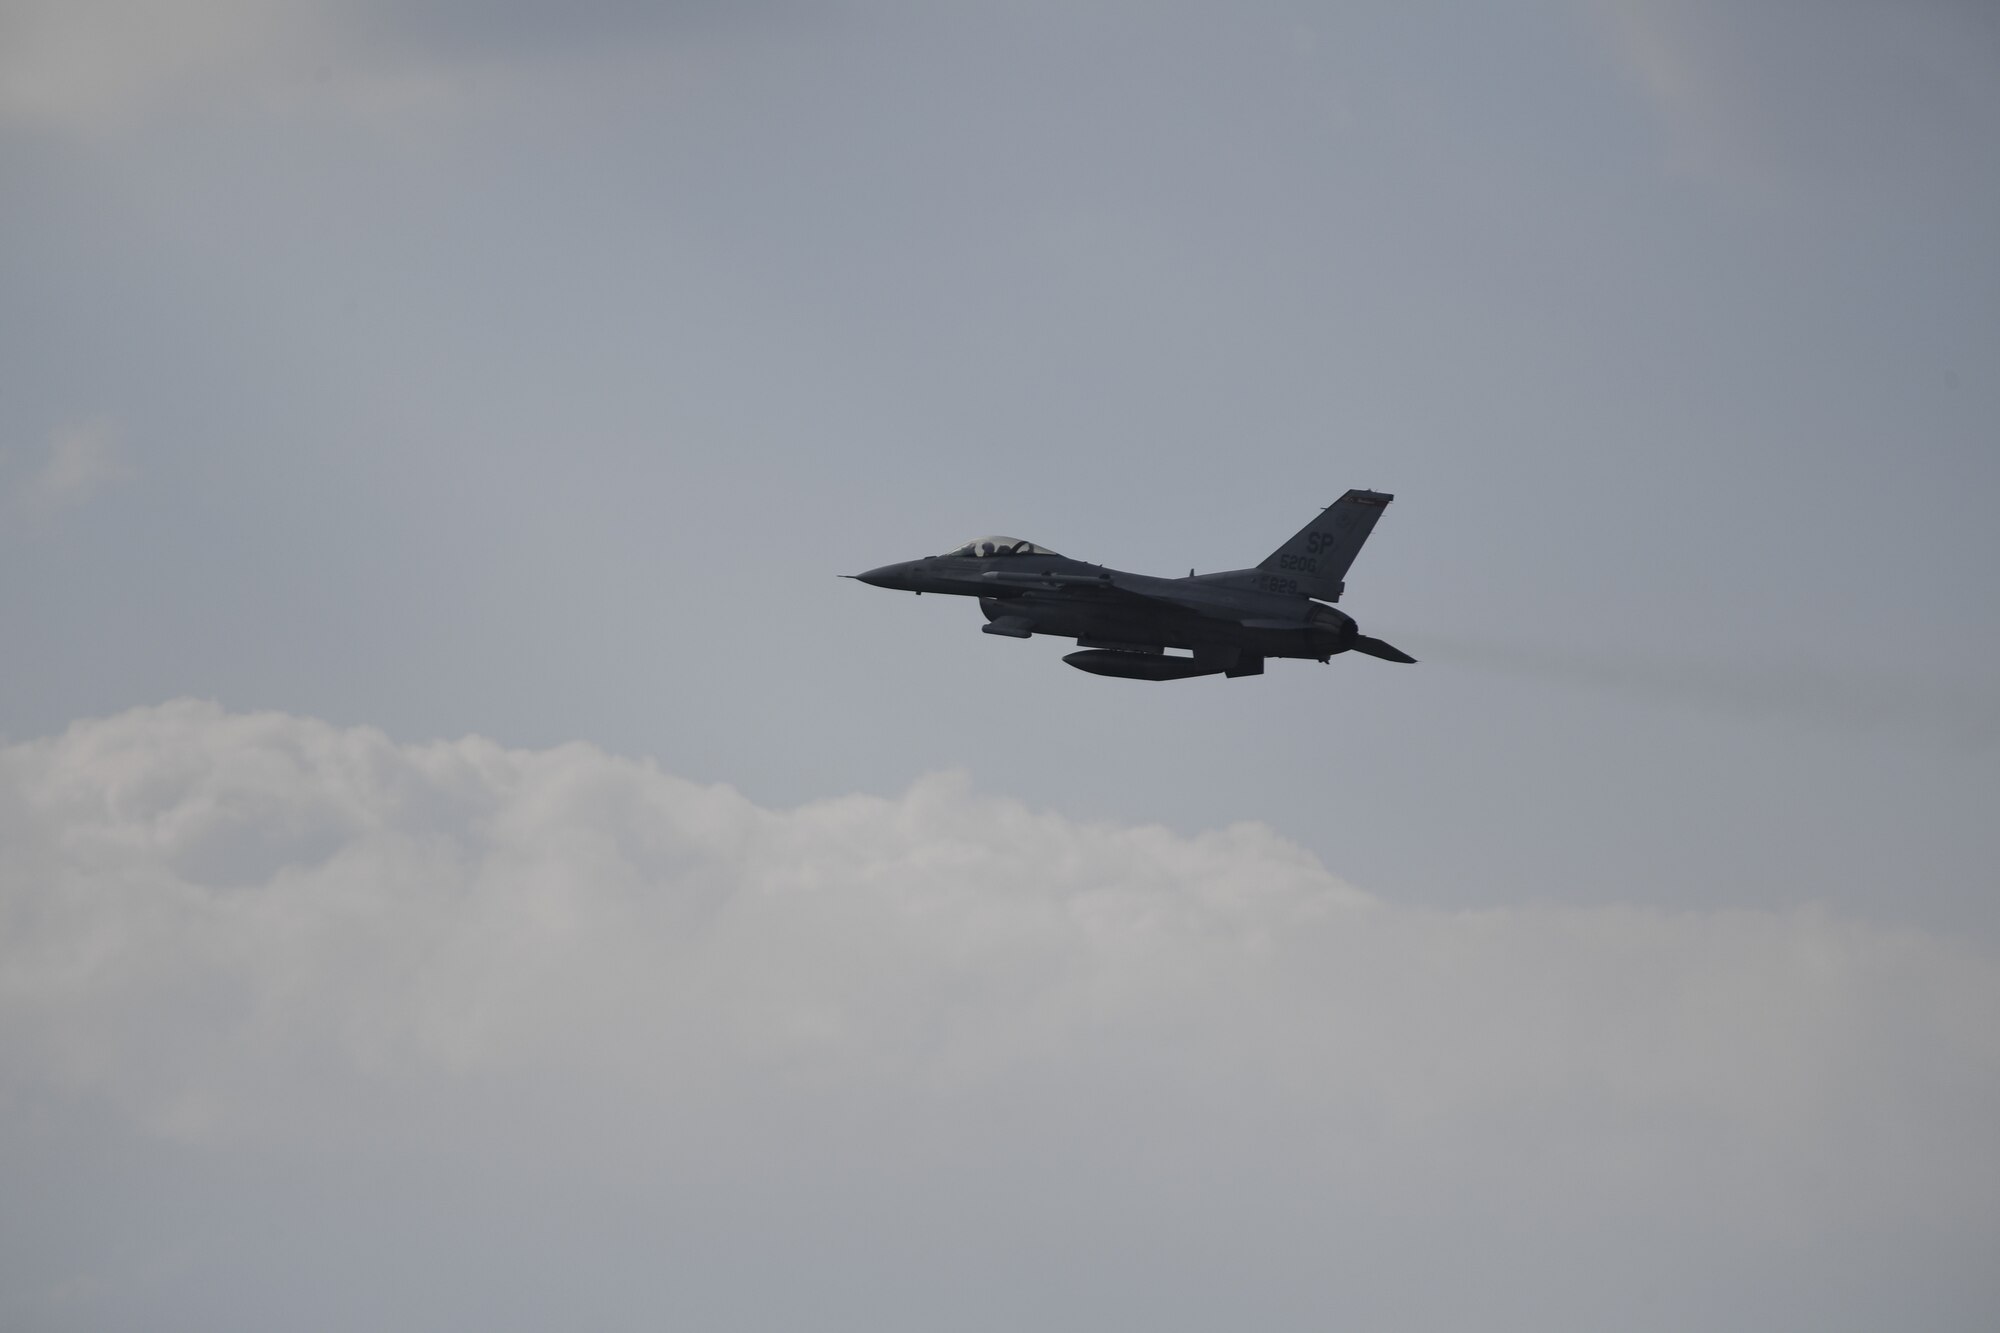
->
[1256,489,1393,602]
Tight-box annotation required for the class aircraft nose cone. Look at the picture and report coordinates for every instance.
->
[855,563,911,590]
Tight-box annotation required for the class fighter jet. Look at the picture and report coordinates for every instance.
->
[850,490,1414,680]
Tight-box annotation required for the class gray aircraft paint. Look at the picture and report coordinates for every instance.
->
[852,490,1413,679]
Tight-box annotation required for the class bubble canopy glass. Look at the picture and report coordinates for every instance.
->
[943,536,1061,558]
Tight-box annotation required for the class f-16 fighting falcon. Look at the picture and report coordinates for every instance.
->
[850,490,1414,680]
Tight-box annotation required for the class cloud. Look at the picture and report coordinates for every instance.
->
[0,0,802,134]
[2,702,1997,1329]
[1590,1,2000,200]
[0,0,320,133]
[9,419,132,517]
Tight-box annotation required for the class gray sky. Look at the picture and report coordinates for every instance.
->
[3,2,1998,1329]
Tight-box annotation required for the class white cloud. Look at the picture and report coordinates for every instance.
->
[2,701,1996,1329]
[0,0,777,134]
[0,0,314,133]
[0,0,538,134]
[10,419,132,516]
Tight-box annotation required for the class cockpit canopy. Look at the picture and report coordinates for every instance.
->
[944,535,1061,558]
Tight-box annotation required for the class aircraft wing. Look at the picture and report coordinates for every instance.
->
[981,569,1207,610]
[983,569,1290,621]
[979,570,1119,590]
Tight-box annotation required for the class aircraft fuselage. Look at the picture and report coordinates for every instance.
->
[850,493,1411,680]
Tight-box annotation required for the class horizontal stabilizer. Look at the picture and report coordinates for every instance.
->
[1350,635,1416,664]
